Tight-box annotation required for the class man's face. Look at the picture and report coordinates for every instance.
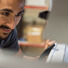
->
[0,0,24,39]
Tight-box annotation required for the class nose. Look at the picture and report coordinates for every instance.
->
[6,18,17,30]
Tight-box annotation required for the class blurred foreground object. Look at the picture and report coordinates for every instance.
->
[1,53,68,68]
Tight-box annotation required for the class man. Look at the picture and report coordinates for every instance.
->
[0,0,24,53]
[0,0,54,56]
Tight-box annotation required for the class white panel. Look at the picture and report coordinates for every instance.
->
[46,44,66,63]
[26,0,46,7]
[64,45,68,63]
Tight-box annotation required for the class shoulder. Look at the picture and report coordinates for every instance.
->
[8,28,18,44]
[11,28,17,36]
[3,28,18,48]
[8,28,17,40]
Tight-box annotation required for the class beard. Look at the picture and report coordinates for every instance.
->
[0,33,10,40]
[0,25,12,40]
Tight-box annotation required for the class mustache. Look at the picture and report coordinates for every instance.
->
[0,25,10,29]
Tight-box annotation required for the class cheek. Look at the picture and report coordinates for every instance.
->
[0,19,5,26]
[16,17,21,26]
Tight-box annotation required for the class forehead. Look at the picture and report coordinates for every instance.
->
[0,0,24,11]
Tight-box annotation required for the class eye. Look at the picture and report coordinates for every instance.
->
[1,12,10,16]
[15,12,24,17]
